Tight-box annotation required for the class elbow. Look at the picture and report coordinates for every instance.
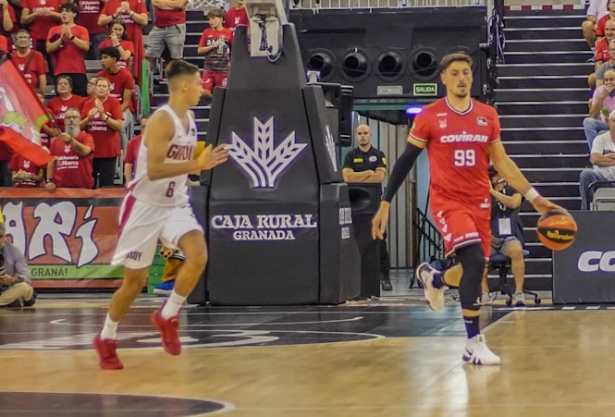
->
[147,167,162,181]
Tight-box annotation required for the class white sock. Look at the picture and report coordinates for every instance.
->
[161,290,186,319]
[100,314,119,340]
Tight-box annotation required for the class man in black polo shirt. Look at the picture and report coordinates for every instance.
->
[343,124,392,291]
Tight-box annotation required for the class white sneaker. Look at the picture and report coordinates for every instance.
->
[463,334,501,366]
[479,292,494,305]
[512,291,526,307]
[416,263,446,312]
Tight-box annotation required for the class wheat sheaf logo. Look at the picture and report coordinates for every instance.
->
[227,117,307,188]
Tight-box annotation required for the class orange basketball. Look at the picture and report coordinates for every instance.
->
[536,209,577,251]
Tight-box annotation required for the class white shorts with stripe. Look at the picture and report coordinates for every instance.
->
[112,195,203,269]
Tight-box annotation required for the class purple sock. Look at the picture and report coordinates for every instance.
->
[464,315,480,339]
[431,271,445,289]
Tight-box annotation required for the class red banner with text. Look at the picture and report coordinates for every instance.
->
[0,188,128,289]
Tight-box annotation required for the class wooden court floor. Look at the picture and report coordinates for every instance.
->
[0,296,612,417]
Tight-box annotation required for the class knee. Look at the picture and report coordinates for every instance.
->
[582,20,595,31]
[507,242,524,261]
[583,117,595,129]
[183,244,208,269]
[580,169,594,182]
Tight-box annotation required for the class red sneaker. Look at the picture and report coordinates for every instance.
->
[93,334,124,370]
[151,302,182,356]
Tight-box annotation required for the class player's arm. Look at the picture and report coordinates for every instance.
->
[145,112,228,180]
[124,163,133,185]
[372,136,425,239]
[488,140,564,214]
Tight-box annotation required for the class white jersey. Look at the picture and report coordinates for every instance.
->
[129,105,198,207]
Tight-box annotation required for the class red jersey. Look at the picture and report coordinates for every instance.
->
[596,37,612,63]
[154,5,185,27]
[49,132,95,188]
[80,97,124,158]
[198,27,233,73]
[410,98,500,206]
[22,0,61,42]
[0,35,7,53]
[47,24,89,75]
[0,4,16,38]
[124,134,142,178]
[224,7,249,31]
[96,68,135,105]
[48,94,85,132]
[9,154,43,188]
[76,0,106,35]
[99,39,135,70]
[9,50,48,90]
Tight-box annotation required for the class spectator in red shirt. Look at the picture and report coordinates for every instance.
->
[224,0,248,32]
[46,106,95,191]
[1,0,17,44]
[0,34,7,58]
[146,0,187,72]
[76,0,106,60]
[9,29,48,94]
[123,114,146,183]
[99,0,148,82]
[37,92,59,149]
[596,0,615,39]
[590,19,615,88]
[198,9,232,99]
[10,152,44,187]
[47,75,85,132]
[99,20,135,71]
[46,3,90,97]
[21,0,61,72]
[80,76,123,187]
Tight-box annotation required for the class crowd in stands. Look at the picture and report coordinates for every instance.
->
[582,0,615,208]
[0,0,248,190]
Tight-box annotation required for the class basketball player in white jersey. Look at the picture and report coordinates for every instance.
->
[94,60,229,370]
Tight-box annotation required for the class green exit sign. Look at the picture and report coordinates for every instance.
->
[413,83,438,96]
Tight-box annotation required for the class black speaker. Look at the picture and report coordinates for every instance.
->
[348,183,382,298]
[291,8,487,99]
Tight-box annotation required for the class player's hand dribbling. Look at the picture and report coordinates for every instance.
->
[197,144,229,170]
[531,195,565,215]
[371,203,390,240]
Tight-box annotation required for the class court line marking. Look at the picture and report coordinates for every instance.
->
[0,390,235,416]
[47,316,365,327]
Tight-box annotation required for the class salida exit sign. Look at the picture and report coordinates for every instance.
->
[413,83,437,96]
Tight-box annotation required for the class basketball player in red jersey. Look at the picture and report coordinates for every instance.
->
[93,60,228,370]
[372,52,565,366]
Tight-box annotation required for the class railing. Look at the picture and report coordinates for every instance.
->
[484,0,505,105]
[411,206,444,285]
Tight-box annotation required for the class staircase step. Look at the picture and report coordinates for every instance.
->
[505,39,589,53]
[504,140,588,154]
[497,75,588,89]
[523,195,581,211]
[497,101,588,115]
[501,127,584,141]
[500,114,585,128]
[533,183,581,198]
[503,14,585,29]
[510,154,588,168]
[503,51,592,64]
[497,63,594,77]
[522,167,585,182]
[495,88,589,102]
[503,27,582,41]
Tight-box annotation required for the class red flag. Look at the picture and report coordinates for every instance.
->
[0,58,53,167]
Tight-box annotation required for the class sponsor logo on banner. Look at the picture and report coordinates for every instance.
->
[0,188,127,288]
[227,116,307,188]
[578,251,615,272]
[210,214,317,241]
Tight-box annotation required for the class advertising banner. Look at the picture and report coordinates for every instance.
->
[553,211,615,303]
[0,188,127,289]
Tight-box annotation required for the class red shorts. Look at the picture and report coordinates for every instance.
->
[431,199,491,259]
[201,71,228,91]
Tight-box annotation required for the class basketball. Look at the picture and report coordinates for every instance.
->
[536,209,577,251]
